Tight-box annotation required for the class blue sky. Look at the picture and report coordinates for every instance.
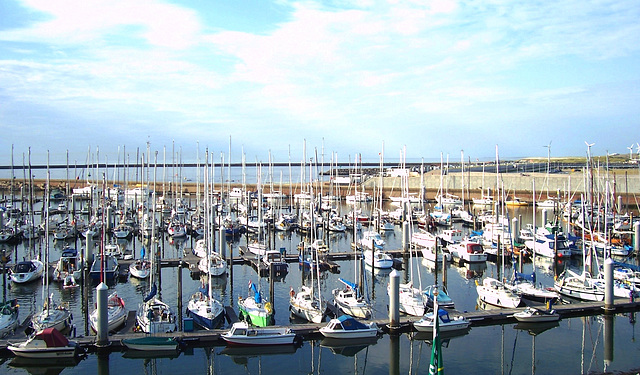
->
[1,0,639,166]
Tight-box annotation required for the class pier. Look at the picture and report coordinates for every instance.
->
[2,297,639,353]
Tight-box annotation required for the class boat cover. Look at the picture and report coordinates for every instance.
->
[436,308,452,323]
[513,270,536,283]
[337,315,369,330]
[35,328,69,347]
[249,281,262,304]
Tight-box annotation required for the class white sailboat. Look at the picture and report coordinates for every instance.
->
[32,164,72,333]
[186,150,225,330]
[136,152,177,334]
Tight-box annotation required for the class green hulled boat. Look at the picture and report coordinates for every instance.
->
[238,281,274,327]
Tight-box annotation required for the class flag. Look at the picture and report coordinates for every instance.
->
[429,292,444,375]
[429,311,444,374]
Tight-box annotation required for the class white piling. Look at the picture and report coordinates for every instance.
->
[96,282,109,346]
[511,217,519,243]
[402,221,410,251]
[219,225,226,258]
[604,258,614,311]
[617,195,623,213]
[634,222,640,255]
[85,232,95,266]
[389,269,399,329]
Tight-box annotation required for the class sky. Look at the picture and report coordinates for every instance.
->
[1,0,639,166]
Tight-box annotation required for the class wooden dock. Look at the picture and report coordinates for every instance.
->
[2,298,639,353]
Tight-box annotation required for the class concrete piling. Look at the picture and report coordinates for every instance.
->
[389,269,399,329]
[96,282,109,347]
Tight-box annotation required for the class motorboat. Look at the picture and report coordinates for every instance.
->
[221,321,298,346]
[319,315,379,339]
[447,240,487,263]
[413,309,471,333]
[0,299,19,338]
[53,247,82,283]
[122,336,180,352]
[10,259,44,284]
[476,278,522,308]
[129,259,151,279]
[261,249,289,274]
[359,231,385,250]
[513,306,560,323]
[238,281,274,327]
[8,328,84,359]
[89,254,120,283]
[363,249,394,269]
[112,223,133,239]
[89,292,127,333]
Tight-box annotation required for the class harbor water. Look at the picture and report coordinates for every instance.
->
[1,200,640,374]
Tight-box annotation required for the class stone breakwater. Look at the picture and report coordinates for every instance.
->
[1,170,639,203]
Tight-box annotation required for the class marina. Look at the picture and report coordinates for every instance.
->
[0,151,640,375]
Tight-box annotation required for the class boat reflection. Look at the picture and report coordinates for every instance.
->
[122,349,182,360]
[320,336,380,356]
[219,342,299,359]
[9,356,83,375]
[513,321,560,336]
[456,261,487,279]
[410,326,471,342]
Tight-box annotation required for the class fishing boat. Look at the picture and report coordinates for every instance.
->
[513,306,560,323]
[238,280,274,327]
[0,299,19,338]
[413,308,471,333]
[122,336,180,352]
[476,278,522,308]
[8,328,84,359]
[332,278,372,319]
[221,321,297,346]
[89,292,127,333]
[319,315,379,339]
[9,259,44,284]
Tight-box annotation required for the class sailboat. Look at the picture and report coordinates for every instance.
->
[186,150,225,330]
[32,163,73,333]
[238,280,274,327]
[290,181,327,324]
[332,278,372,319]
[136,152,177,334]
[476,146,522,310]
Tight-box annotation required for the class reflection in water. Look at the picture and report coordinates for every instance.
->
[320,336,379,357]
[10,356,83,375]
